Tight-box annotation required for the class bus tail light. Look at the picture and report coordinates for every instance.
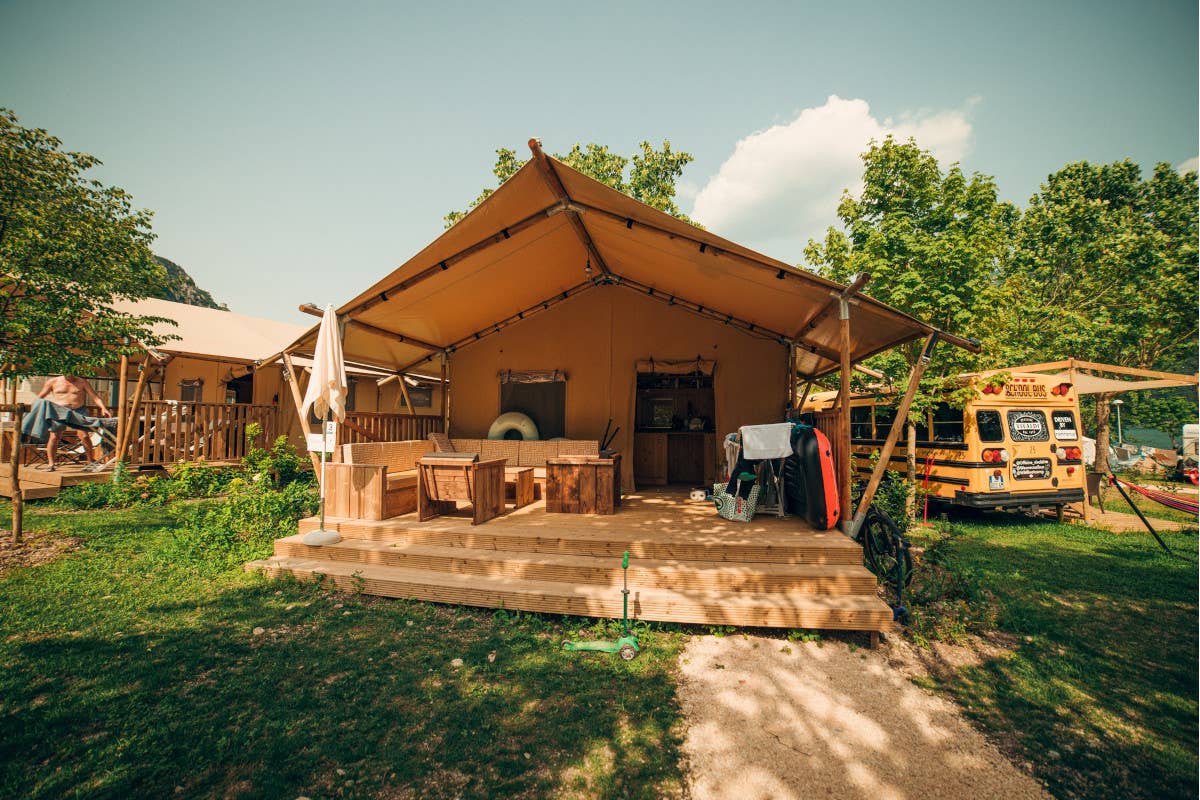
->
[982,382,1006,395]
[1051,383,1073,396]
[982,448,1009,464]
[1058,446,1082,461]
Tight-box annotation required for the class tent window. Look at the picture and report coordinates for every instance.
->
[500,377,565,439]
[180,379,203,403]
[400,386,433,409]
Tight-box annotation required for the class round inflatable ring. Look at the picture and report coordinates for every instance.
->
[487,411,539,441]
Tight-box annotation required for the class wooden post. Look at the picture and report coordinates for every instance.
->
[117,362,151,463]
[9,404,23,545]
[114,354,129,464]
[838,299,853,533]
[441,353,449,434]
[282,352,322,472]
[397,375,416,417]
[786,343,797,416]
[847,334,939,537]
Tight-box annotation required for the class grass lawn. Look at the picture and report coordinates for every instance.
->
[908,514,1198,800]
[0,501,687,800]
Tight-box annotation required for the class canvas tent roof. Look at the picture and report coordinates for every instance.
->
[281,141,974,377]
[111,297,308,364]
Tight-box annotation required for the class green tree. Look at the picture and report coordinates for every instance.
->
[999,160,1198,471]
[0,108,172,378]
[805,136,1018,379]
[803,136,1018,514]
[445,140,698,228]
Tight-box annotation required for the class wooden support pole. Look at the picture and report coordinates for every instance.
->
[9,404,23,544]
[846,333,939,538]
[528,138,613,278]
[786,343,797,415]
[117,363,151,463]
[838,299,853,533]
[441,354,449,433]
[397,375,416,417]
[282,352,322,472]
[114,355,129,464]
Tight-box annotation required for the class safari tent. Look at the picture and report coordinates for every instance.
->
[253,140,979,634]
[280,140,975,514]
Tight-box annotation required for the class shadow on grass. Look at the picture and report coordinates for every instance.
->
[0,508,686,800]
[913,517,1198,800]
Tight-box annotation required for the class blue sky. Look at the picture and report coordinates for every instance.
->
[2,0,1195,323]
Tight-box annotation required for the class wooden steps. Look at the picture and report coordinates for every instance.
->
[271,534,878,595]
[246,556,893,631]
[295,516,865,565]
[248,490,893,632]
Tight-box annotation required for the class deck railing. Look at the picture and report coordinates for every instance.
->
[336,412,444,447]
[129,401,277,466]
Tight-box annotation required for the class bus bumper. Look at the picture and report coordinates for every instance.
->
[953,488,1085,509]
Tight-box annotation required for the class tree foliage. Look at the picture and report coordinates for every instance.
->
[0,108,172,379]
[998,160,1198,470]
[804,136,1018,411]
[445,140,698,228]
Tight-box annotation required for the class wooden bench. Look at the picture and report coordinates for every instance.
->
[417,455,507,525]
[322,440,432,520]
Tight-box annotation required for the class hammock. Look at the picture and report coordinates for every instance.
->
[1110,476,1199,516]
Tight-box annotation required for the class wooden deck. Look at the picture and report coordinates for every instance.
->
[248,488,893,633]
[0,460,239,499]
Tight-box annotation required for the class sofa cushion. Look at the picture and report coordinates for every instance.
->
[557,439,599,457]
[342,440,431,472]
[517,440,558,467]
[480,439,519,464]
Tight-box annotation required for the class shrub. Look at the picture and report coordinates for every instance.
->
[169,425,317,569]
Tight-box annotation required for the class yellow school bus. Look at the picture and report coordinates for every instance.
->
[803,372,1087,516]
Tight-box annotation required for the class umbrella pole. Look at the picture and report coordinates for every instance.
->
[320,408,327,531]
[302,408,341,546]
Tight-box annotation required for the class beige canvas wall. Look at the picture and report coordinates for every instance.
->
[447,286,788,488]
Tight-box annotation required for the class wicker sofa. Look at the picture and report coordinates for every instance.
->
[322,440,433,520]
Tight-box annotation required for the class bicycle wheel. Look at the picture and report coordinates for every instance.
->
[860,508,913,589]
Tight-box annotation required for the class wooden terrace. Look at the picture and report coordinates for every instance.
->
[248,488,893,634]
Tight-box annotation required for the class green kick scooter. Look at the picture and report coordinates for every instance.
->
[563,551,640,661]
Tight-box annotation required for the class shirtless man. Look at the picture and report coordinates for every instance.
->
[35,375,111,469]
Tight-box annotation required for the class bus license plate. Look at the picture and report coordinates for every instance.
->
[988,473,1006,490]
[1012,458,1052,480]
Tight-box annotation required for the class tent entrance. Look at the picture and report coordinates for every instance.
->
[633,360,715,487]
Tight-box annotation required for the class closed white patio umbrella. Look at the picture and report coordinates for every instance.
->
[300,304,347,545]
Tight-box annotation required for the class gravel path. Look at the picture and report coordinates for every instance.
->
[677,634,1049,800]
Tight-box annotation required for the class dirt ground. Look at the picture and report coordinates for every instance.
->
[677,633,1049,800]
[0,527,82,576]
[1082,508,1195,533]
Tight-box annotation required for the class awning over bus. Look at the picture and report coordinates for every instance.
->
[278,140,974,378]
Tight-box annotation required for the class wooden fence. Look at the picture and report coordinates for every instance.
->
[336,412,444,448]
[129,401,277,466]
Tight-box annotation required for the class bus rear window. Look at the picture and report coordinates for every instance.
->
[976,410,1004,442]
[1007,410,1050,442]
[1052,410,1079,441]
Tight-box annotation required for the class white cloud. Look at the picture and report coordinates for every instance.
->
[1178,156,1198,175]
[690,95,975,260]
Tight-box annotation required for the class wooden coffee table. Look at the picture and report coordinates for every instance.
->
[545,454,621,515]
[504,466,535,509]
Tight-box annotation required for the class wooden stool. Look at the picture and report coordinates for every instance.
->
[504,466,535,509]
[546,455,621,514]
